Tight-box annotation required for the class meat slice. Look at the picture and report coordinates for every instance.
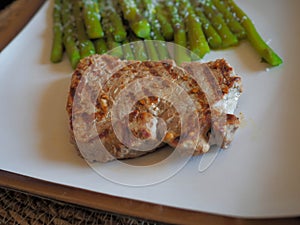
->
[66,54,242,162]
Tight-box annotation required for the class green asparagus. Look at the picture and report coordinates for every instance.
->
[186,15,210,58]
[194,8,222,49]
[104,0,127,42]
[50,0,63,63]
[94,38,108,54]
[122,40,135,60]
[180,0,210,58]
[199,0,238,48]
[165,1,191,64]
[224,0,283,66]
[128,32,148,61]
[82,0,104,39]
[61,0,81,69]
[50,0,283,69]
[106,37,123,58]
[173,43,192,66]
[140,0,163,40]
[118,0,151,38]
[155,4,174,41]
[144,40,160,61]
[131,41,148,61]
[165,1,186,47]
[99,7,123,57]
[140,0,169,59]
[154,41,170,60]
[212,0,246,39]
[73,0,96,58]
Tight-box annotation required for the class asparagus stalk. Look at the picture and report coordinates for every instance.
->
[122,37,135,60]
[118,0,151,38]
[140,0,163,40]
[94,38,108,54]
[144,41,160,61]
[104,0,127,42]
[103,28,123,58]
[82,0,104,39]
[199,0,238,48]
[165,1,186,47]
[129,1,159,61]
[154,41,170,60]
[128,32,148,61]
[186,14,210,58]
[107,39,123,58]
[131,42,148,61]
[212,0,246,39]
[73,0,96,58]
[61,0,81,69]
[99,1,123,58]
[179,0,210,58]
[224,0,283,66]
[50,0,63,63]
[165,1,191,64]
[155,4,174,41]
[194,8,222,49]
[141,0,169,59]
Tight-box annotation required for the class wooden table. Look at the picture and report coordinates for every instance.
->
[0,1,299,224]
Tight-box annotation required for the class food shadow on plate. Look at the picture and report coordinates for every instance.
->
[232,40,272,72]
[121,146,174,167]
[37,76,87,167]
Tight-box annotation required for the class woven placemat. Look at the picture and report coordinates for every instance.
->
[0,187,163,225]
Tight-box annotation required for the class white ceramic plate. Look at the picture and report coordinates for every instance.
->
[1,0,300,218]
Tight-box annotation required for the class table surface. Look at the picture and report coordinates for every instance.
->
[0,1,300,224]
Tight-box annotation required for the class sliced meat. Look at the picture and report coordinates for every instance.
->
[66,55,242,162]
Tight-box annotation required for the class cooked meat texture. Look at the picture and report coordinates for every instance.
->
[66,55,242,162]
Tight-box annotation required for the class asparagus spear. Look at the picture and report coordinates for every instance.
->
[129,1,159,61]
[73,0,96,58]
[199,0,238,48]
[94,38,108,54]
[165,1,191,64]
[99,1,123,58]
[104,0,127,42]
[135,0,159,61]
[93,0,109,55]
[61,0,81,69]
[118,0,151,38]
[107,39,123,58]
[165,1,186,47]
[194,8,222,49]
[128,32,148,61]
[153,41,170,60]
[212,0,246,39]
[82,0,104,39]
[122,38,135,60]
[140,0,169,59]
[139,0,163,40]
[224,0,283,66]
[155,4,174,41]
[131,42,148,61]
[186,14,210,58]
[50,0,63,63]
[144,41,160,61]
[179,0,210,58]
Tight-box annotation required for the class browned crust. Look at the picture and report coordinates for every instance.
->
[206,59,242,94]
